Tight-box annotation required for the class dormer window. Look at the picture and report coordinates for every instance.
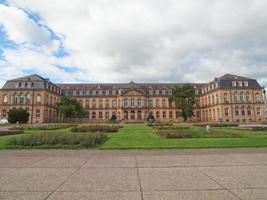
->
[155,90,159,95]
[99,90,103,95]
[244,81,248,87]
[149,90,153,95]
[162,90,166,95]
[92,90,96,95]
[112,90,116,95]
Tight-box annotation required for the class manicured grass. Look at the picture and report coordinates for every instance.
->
[0,124,267,149]
[100,124,267,149]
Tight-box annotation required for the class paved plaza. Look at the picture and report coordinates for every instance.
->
[0,148,266,200]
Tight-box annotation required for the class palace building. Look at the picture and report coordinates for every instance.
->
[0,74,266,123]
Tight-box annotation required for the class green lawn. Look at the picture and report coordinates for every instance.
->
[0,124,267,149]
[100,124,267,149]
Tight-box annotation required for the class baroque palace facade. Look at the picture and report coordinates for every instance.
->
[0,74,266,124]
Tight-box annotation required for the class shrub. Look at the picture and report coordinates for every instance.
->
[0,130,24,137]
[157,130,193,138]
[71,125,119,133]
[6,132,107,148]
[7,108,29,124]
[194,123,239,127]
[26,124,75,130]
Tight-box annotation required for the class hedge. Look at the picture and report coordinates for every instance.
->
[71,125,119,133]
[6,132,107,148]
[0,130,24,137]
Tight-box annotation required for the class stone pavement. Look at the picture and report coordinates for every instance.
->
[0,148,266,200]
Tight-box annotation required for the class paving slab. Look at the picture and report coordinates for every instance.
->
[139,167,222,191]
[0,192,49,200]
[227,153,267,165]
[30,157,88,168]
[231,189,267,200]
[199,166,267,189]
[0,168,16,177]
[182,154,242,167]
[0,168,76,192]
[0,156,47,168]
[58,168,140,192]
[143,190,240,200]
[82,156,136,168]
[137,155,190,167]
[47,191,142,200]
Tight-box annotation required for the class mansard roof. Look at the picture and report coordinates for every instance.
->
[217,74,255,81]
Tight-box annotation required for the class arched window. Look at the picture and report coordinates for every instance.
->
[26,93,31,104]
[130,98,134,107]
[137,98,142,107]
[156,99,160,107]
[241,106,246,116]
[247,106,251,116]
[240,92,244,101]
[123,98,128,107]
[3,95,8,104]
[234,92,238,102]
[36,94,41,103]
[105,99,109,108]
[20,94,25,104]
[255,93,260,103]
[35,109,40,118]
[235,106,239,116]
[223,93,228,103]
[2,109,7,118]
[13,94,18,104]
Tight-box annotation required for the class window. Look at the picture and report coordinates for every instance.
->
[216,94,219,104]
[99,99,103,108]
[244,81,248,87]
[234,92,238,102]
[156,111,160,118]
[241,106,245,116]
[3,95,8,104]
[105,99,110,108]
[149,90,153,95]
[92,90,96,95]
[212,95,215,104]
[92,99,96,108]
[106,90,109,95]
[123,98,128,107]
[169,111,173,118]
[99,112,103,119]
[130,98,134,107]
[247,106,251,116]
[137,98,142,107]
[168,90,172,95]
[86,100,90,109]
[176,111,179,118]
[137,110,142,120]
[256,107,261,116]
[232,81,236,87]
[35,109,40,118]
[36,95,41,103]
[92,112,96,119]
[162,90,166,95]
[26,94,31,104]
[112,90,116,95]
[105,111,109,119]
[224,107,229,116]
[155,90,159,95]
[148,99,153,108]
[99,90,103,95]
[2,109,7,118]
[162,99,166,108]
[240,92,245,101]
[162,111,166,118]
[235,106,239,116]
[20,94,25,104]
[156,99,160,108]
[223,93,228,103]
[112,99,116,108]
[255,93,260,103]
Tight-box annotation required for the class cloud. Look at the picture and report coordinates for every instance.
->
[0,0,267,87]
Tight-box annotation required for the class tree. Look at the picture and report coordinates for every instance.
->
[8,108,30,124]
[169,84,196,121]
[147,113,155,122]
[56,97,86,120]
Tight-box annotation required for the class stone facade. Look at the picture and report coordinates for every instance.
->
[0,74,266,123]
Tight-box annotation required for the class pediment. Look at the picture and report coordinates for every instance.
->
[123,89,142,96]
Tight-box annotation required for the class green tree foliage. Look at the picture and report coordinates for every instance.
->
[56,97,86,119]
[8,108,30,124]
[169,84,196,121]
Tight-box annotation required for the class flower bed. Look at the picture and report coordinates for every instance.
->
[6,132,107,148]
[71,124,121,133]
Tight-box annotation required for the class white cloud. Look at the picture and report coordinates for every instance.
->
[0,0,267,87]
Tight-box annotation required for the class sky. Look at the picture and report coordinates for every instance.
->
[0,0,267,87]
